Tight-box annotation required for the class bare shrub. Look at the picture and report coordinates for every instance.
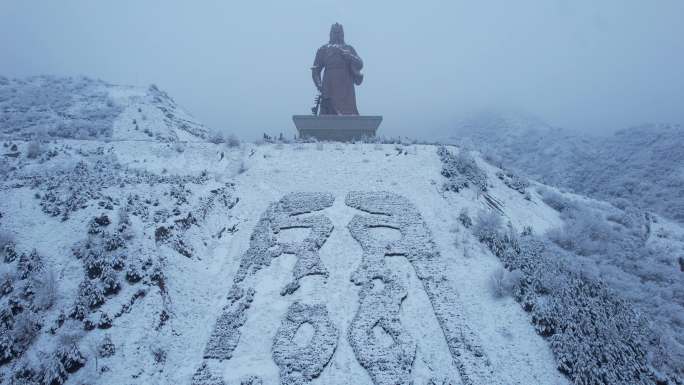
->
[98,335,115,358]
[226,134,240,148]
[33,268,58,310]
[438,146,488,193]
[539,188,576,212]
[42,352,68,385]
[208,130,225,144]
[473,210,502,242]
[458,208,472,228]
[174,141,186,153]
[489,267,522,298]
[547,208,614,256]
[0,229,14,250]
[12,311,41,348]
[0,264,15,294]
[0,158,11,179]
[56,331,86,373]
[237,161,247,175]
[26,140,42,159]
[150,344,167,365]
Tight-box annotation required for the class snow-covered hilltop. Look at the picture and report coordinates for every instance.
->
[0,76,209,142]
[0,79,682,385]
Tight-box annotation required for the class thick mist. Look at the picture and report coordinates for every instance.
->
[1,0,683,140]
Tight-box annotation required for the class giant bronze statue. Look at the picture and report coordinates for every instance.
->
[312,23,363,115]
[293,23,382,141]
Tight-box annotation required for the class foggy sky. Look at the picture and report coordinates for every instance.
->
[2,0,683,140]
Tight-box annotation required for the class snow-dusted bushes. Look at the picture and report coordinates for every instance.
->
[208,130,225,144]
[539,188,576,213]
[468,194,684,383]
[0,76,123,140]
[539,193,684,381]
[473,217,660,384]
[472,210,502,244]
[39,351,69,385]
[496,169,529,195]
[226,134,240,148]
[455,116,684,222]
[10,321,87,385]
[98,334,115,358]
[26,140,42,159]
[31,268,58,310]
[174,141,186,153]
[0,248,54,368]
[437,146,488,193]
[0,157,11,180]
[21,155,209,221]
[488,267,522,298]
[11,312,41,351]
[0,230,13,251]
[71,213,130,321]
[458,208,472,228]
[208,131,240,147]
[0,264,14,295]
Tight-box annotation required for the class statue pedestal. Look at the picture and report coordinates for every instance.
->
[292,115,382,142]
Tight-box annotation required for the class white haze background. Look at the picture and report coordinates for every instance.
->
[2,0,683,140]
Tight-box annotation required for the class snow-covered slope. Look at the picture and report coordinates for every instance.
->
[0,76,209,142]
[2,138,682,384]
[0,140,570,385]
[0,82,682,385]
[444,110,684,223]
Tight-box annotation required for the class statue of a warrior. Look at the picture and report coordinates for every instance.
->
[311,23,364,115]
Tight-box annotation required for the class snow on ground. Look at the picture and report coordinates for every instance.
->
[0,140,573,384]
[0,76,209,142]
[216,143,568,385]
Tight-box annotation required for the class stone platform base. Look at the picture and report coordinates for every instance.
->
[293,115,382,142]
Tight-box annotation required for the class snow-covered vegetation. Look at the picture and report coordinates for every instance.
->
[449,111,684,223]
[1,77,681,384]
[0,76,210,142]
[440,147,684,384]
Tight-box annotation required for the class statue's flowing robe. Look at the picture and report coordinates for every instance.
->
[313,44,363,115]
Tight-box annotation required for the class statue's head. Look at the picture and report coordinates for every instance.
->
[329,23,345,45]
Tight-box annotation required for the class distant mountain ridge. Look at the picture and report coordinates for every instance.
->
[0,76,209,142]
[449,111,684,222]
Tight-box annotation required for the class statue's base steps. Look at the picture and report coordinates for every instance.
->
[293,115,382,142]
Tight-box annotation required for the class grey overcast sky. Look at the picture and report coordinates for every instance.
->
[1,0,683,139]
